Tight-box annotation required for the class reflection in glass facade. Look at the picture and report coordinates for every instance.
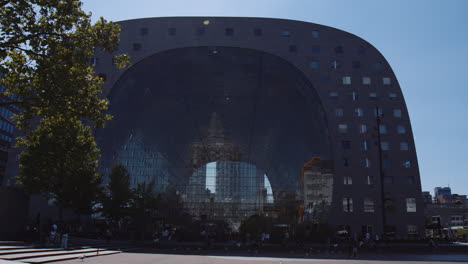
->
[96,46,332,230]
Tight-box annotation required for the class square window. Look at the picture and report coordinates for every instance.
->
[379,124,387,134]
[343,198,353,212]
[329,91,338,98]
[389,93,397,100]
[362,77,371,85]
[343,176,352,185]
[132,43,142,51]
[289,45,297,53]
[384,176,394,184]
[311,30,320,38]
[338,124,348,133]
[373,107,383,117]
[225,28,234,36]
[343,158,350,167]
[383,77,392,85]
[407,225,417,234]
[359,124,367,134]
[342,140,351,149]
[311,45,321,54]
[393,109,402,118]
[357,46,366,54]
[309,60,318,69]
[342,76,351,85]
[364,198,375,212]
[335,46,344,54]
[330,60,340,70]
[352,61,361,69]
[168,27,176,35]
[369,92,377,99]
[335,108,344,117]
[351,91,359,101]
[405,176,415,184]
[254,28,262,36]
[381,141,389,151]
[140,27,149,36]
[383,159,392,169]
[406,198,417,212]
[355,108,363,117]
[363,158,370,168]
[403,160,412,168]
[373,62,383,70]
[400,142,409,151]
[397,125,406,134]
[281,30,291,37]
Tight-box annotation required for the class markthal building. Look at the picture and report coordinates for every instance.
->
[91,17,424,237]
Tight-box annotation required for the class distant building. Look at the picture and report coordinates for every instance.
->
[434,187,451,197]
[425,203,468,229]
[422,191,433,204]
[0,79,16,186]
[435,194,467,205]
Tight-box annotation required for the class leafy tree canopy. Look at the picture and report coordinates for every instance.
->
[0,0,129,129]
[16,116,102,215]
[100,164,132,222]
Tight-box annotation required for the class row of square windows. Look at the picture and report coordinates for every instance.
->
[338,123,407,134]
[138,26,323,39]
[341,175,415,186]
[334,108,403,118]
[341,140,410,151]
[329,91,399,100]
[341,158,412,170]
[341,198,417,213]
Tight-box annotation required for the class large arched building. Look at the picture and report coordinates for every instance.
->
[92,17,424,237]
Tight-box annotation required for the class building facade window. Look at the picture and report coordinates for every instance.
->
[363,158,370,168]
[402,160,412,168]
[383,77,392,85]
[383,159,391,169]
[363,140,369,151]
[369,92,377,99]
[352,61,361,69]
[405,176,415,184]
[335,46,344,54]
[330,60,340,70]
[355,108,364,117]
[342,140,351,149]
[312,45,320,53]
[400,142,409,151]
[140,27,149,36]
[338,124,348,133]
[393,109,402,118]
[289,45,297,53]
[351,91,359,101]
[406,198,417,212]
[344,176,352,185]
[343,158,350,167]
[343,76,351,85]
[384,176,394,184]
[329,91,338,98]
[407,225,418,235]
[389,93,397,100]
[132,43,142,51]
[397,125,406,134]
[281,30,291,37]
[365,176,374,185]
[225,28,234,36]
[364,198,375,212]
[343,198,353,212]
[362,77,371,85]
[309,60,318,69]
[335,108,344,117]
[311,30,320,38]
[380,141,389,151]
[379,124,387,134]
[359,124,367,134]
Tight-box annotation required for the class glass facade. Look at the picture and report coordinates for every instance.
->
[96,46,332,229]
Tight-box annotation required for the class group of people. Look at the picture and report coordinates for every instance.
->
[47,223,70,249]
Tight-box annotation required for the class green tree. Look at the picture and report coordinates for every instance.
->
[0,1,129,216]
[16,117,102,218]
[101,165,132,224]
[129,182,158,239]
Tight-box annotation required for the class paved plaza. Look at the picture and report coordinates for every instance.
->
[50,252,468,264]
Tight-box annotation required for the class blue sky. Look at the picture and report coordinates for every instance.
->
[81,0,468,196]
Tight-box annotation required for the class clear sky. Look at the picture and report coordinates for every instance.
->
[81,0,468,196]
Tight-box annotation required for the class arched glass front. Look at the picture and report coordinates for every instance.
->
[96,46,333,228]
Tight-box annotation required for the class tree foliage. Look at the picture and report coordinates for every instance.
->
[100,165,132,222]
[16,117,102,215]
[0,1,129,128]
[0,0,130,215]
